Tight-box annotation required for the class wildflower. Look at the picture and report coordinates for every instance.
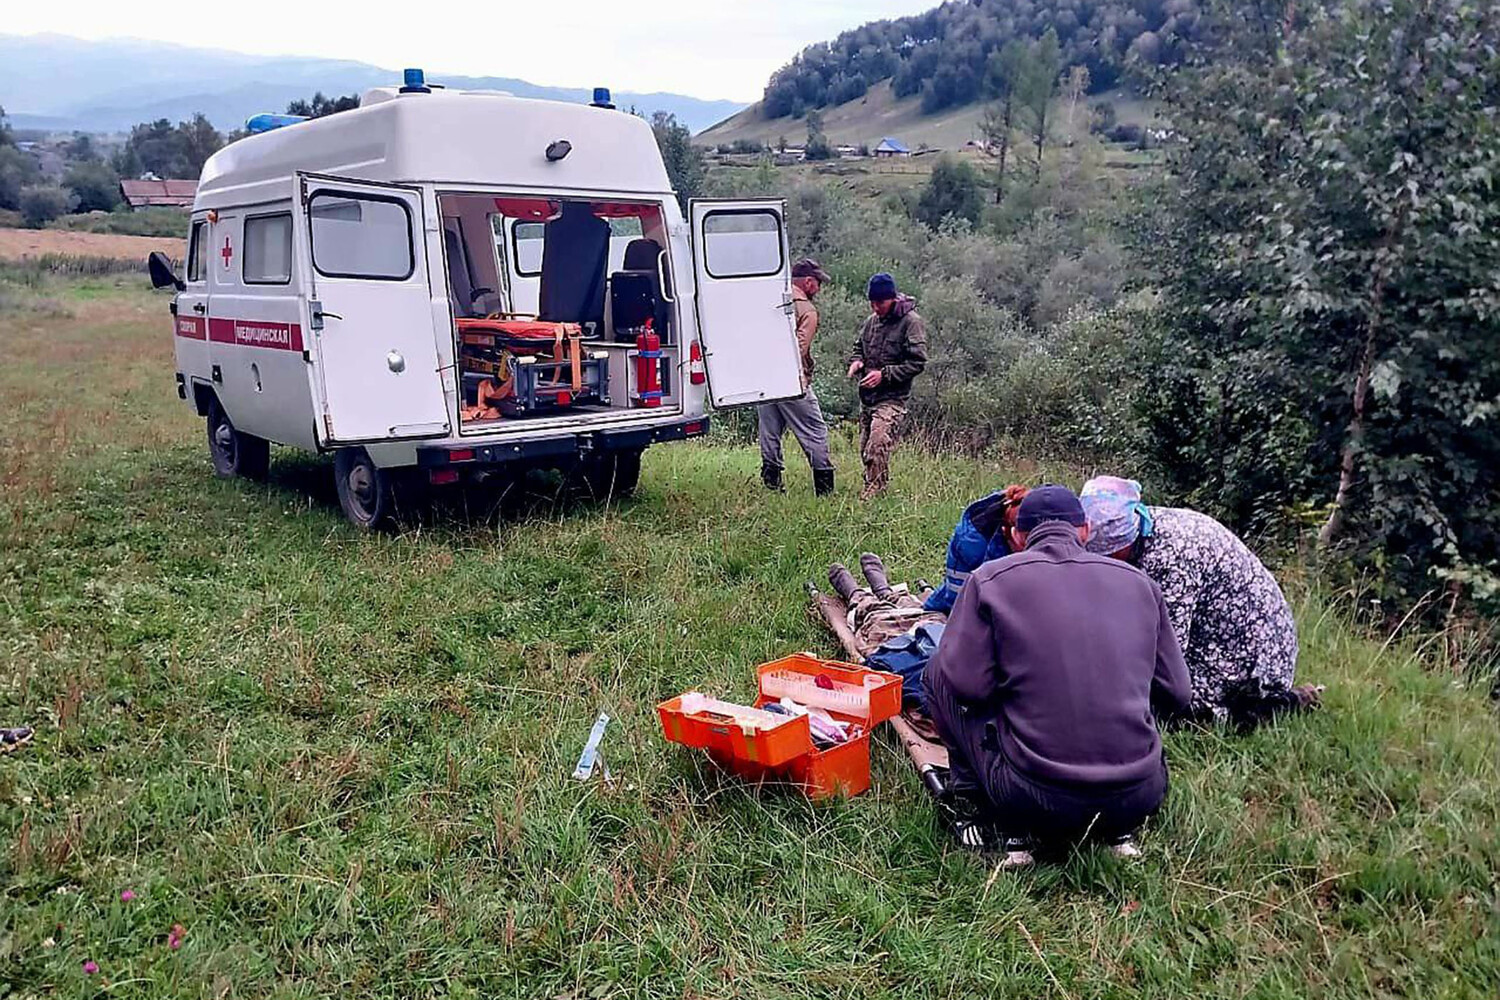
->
[167,924,186,950]
[120,890,135,902]
[83,960,99,975]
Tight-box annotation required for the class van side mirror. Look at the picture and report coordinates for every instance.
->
[147,251,185,292]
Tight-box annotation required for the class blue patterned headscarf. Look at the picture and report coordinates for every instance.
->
[1080,476,1154,555]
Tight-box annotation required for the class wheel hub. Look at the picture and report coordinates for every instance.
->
[213,422,235,459]
[347,464,376,513]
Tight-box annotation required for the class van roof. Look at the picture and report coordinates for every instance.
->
[196,88,674,210]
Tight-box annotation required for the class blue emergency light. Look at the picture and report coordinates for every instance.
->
[246,113,308,134]
[401,68,432,94]
[591,87,615,109]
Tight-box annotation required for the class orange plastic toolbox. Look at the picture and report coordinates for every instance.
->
[658,653,902,799]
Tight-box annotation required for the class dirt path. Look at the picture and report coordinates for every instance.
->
[0,227,185,262]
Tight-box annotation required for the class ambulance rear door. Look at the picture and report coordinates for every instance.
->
[299,172,451,444]
[688,199,803,407]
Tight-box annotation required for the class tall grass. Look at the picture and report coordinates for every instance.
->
[1,278,1496,998]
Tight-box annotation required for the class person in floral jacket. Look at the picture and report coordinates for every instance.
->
[1080,476,1323,727]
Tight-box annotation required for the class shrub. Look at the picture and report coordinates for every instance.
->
[19,185,75,228]
[62,161,121,213]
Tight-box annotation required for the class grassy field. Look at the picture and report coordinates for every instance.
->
[1,270,1497,999]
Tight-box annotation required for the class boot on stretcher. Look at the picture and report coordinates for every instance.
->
[860,552,896,602]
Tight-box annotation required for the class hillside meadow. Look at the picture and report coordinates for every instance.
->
[0,271,1497,998]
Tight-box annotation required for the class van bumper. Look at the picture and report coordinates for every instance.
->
[415,416,710,469]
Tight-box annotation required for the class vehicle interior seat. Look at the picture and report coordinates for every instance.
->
[538,203,609,336]
[610,237,672,338]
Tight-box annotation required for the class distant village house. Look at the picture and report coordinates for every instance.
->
[120,178,197,210]
[874,137,910,158]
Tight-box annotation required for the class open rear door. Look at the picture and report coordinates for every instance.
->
[689,199,803,407]
[299,172,450,444]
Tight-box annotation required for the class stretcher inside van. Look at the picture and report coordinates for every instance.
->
[149,72,806,528]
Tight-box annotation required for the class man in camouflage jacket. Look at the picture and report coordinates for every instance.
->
[847,272,928,500]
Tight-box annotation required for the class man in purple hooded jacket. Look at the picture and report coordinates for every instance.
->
[923,485,1192,861]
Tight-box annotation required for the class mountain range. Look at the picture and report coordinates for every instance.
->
[0,35,745,135]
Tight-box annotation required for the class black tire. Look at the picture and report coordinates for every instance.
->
[582,448,643,500]
[206,400,270,480]
[334,448,398,530]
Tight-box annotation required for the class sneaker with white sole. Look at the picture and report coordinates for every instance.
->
[998,836,1036,869]
[1,726,34,754]
[1109,835,1143,860]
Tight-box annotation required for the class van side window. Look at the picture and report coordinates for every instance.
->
[187,221,205,283]
[512,222,544,277]
[702,210,784,279]
[243,213,293,284]
[309,193,414,280]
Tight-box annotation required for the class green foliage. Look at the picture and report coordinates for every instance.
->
[804,110,837,161]
[286,92,360,118]
[1,275,1498,996]
[1144,0,1500,613]
[649,111,705,212]
[0,143,40,211]
[915,157,983,230]
[113,113,223,180]
[52,206,188,238]
[18,185,75,228]
[62,160,122,213]
[761,0,1197,118]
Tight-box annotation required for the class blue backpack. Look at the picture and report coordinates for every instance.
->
[924,492,1014,613]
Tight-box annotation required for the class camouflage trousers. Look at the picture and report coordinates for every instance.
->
[848,588,945,659]
[858,400,908,493]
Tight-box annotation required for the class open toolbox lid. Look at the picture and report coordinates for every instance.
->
[754,653,901,726]
[657,653,901,770]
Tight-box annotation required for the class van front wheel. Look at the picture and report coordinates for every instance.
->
[207,401,269,480]
[334,448,397,530]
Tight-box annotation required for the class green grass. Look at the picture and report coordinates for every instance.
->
[50,209,190,240]
[1,274,1497,999]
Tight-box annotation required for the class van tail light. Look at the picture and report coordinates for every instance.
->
[689,341,706,385]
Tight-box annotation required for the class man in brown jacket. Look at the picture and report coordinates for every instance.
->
[848,272,927,500]
[758,258,835,495]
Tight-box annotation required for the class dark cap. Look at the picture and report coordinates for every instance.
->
[867,272,897,301]
[1015,485,1087,532]
[791,258,831,283]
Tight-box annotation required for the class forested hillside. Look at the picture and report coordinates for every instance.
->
[761,0,1200,118]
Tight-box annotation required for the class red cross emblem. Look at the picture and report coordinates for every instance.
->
[220,236,233,268]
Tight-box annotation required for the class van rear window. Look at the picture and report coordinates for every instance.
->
[702,210,784,279]
[309,193,414,280]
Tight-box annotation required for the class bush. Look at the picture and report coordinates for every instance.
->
[53,207,188,238]
[19,185,75,228]
[1089,100,1118,133]
[1105,123,1144,145]
[914,157,983,230]
[62,161,121,213]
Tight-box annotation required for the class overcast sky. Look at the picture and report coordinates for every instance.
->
[9,1,939,102]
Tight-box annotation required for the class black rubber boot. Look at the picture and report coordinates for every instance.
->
[860,552,896,602]
[827,563,860,603]
[813,468,835,497]
[761,461,784,492]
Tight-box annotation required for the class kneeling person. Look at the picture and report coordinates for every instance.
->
[924,486,1191,857]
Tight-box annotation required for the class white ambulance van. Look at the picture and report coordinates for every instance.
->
[148,72,804,528]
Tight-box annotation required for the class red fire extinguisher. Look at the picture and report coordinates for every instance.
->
[632,320,663,408]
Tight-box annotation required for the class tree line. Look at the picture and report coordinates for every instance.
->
[0,94,360,228]
[760,0,1200,119]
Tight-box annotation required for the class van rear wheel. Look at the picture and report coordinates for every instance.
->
[581,448,643,500]
[206,401,269,480]
[334,448,398,530]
